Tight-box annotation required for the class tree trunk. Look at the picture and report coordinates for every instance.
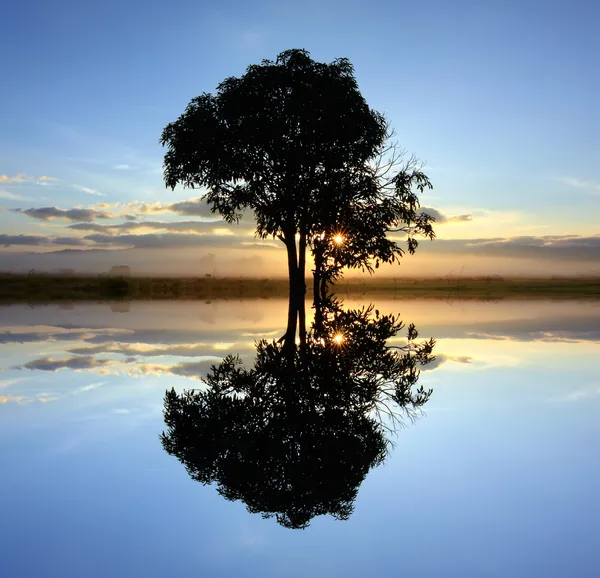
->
[284,234,299,345]
[312,245,324,309]
[298,231,307,343]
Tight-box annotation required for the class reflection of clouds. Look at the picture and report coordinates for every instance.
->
[67,343,244,358]
[0,394,55,404]
[104,360,217,380]
[18,355,119,372]
[4,305,599,394]
[14,352,219,381]
[424,315,600,344]
[465,329,600,343]
[421,354,472,372]
[419,207,472,223]
[0,378,26,389]
[82,329,253,346]
[0,326,133,344]
[550,385,600,403]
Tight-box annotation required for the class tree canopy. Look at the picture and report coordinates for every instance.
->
[161,49,435,302]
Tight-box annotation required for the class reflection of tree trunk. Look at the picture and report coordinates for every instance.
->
[298,294,306,347]
[298,231,307,346]
[319,276,328,302]
[313,246,324,309]
[298,232,307,300]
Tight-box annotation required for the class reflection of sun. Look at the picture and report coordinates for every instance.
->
[332,333,344,345]
[333,234,344,245]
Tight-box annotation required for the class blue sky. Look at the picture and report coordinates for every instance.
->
[1,0,599,276]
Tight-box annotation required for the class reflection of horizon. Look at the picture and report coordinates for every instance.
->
[2,299,600,411]
[3,298,600,339]
[2,298,600,384]
[160,296,435,529]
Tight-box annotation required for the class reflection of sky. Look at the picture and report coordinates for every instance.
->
[1,299,599,577]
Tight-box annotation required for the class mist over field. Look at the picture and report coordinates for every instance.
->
[2,245,599,279]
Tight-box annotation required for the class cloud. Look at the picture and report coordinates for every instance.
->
[0,234,87,247]
[112,164,131,170]
[559,177,600,193]
[0,395,24,404]
[13,206,112,221]
[64,223,108,233]
[68,220,242,235]
[82,232,258,249]
[0,174,57,185]
[169,199,215,218]
[0,174,30,184]
[419,207,473,224]
[18,355,117,371]
[0,394,54,404]
[118,198,217,219]
[73,184,105,197]
[419,235,600,261]
[0,190,29,201]
[550,386,600,403]
[74,382,106,393]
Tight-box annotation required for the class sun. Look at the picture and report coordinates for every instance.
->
[332,333,344,345]
[333,234,344,245]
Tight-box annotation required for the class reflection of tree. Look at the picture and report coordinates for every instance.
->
[161,298,434,529]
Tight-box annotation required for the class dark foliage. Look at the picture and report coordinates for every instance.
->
[161,297,434,529]
[161,49,435,303]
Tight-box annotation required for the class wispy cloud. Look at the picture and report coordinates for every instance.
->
[74,382,106,393]
[550,385,600,403]
[558,177,600,194]
[73,184,105,197]
[0,394,55,404]
[0,190,30,200]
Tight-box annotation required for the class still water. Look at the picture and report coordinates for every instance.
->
[1,298,598,577]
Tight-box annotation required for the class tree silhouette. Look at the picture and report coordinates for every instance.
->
[160,49,435,307]
[309,154,435,301]
[161,297,434,529]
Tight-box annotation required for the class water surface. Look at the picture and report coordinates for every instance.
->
[1,299,598,577]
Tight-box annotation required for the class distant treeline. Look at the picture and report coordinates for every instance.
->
[1,273,599,303]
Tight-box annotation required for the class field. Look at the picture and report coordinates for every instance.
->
[1,273,599,303]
